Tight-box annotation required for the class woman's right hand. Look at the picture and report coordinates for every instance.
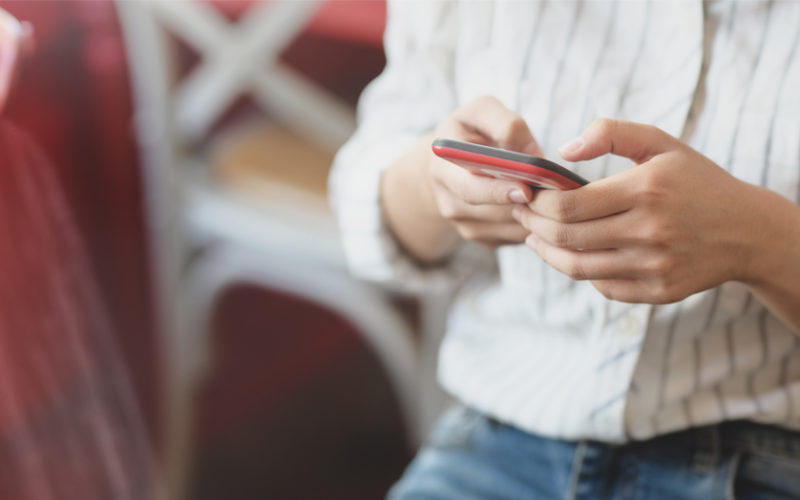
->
[425,95,542,248]
[381,95,542,263]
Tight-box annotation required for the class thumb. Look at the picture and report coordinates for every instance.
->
[558,118,679,165]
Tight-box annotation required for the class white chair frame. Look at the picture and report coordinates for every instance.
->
[138,0,355,149]
[116,2,429,498]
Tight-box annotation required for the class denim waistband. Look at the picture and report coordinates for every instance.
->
[627,420,800,466]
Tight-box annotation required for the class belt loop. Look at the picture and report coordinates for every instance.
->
[712,424,721,462]
[723,452,742,500]
[694,425,721,472]
[566,441,588,500]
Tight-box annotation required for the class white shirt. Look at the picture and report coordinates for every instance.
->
[329,0,800,442]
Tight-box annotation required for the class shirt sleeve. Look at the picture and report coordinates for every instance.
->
[329,0,490,293]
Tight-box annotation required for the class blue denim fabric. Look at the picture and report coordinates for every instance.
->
[388,406,800,499]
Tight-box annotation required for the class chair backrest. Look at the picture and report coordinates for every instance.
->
[118,0,356,150]
[116,0,366,352]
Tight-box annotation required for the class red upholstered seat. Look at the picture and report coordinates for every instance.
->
[0,115,158,500]
[0,5,160,499]
[207,0,386,46]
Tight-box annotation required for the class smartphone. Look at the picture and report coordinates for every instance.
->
[431,138,588,190]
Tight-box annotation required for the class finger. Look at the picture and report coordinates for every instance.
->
[456,221,530,245]
[591,279,680,305]
[433,157,535,205]
[454,95,543,155]
[558,118,681,164]
[590,280,648,303]
[513,207,630,249]
[526,236,640,281]
[442,201,522,224]
[525,175,634,223]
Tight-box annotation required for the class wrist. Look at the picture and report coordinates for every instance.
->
[380,134,460,263]
[738,184,800,289]
[734,182,800,333]
[415,132,446,221]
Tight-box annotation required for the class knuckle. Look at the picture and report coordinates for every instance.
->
[644,123,665,137]
[564,258,587,281]
[449,182,475,204]
[554,195,579,222]
[513,207,530,228]
[636,220,659,243]
[472,94,500,109]
[637,219,673,245]
[456,224,478,241]
[644,271,686,303]
[502,116,528,142]
[639,169,668,198]
[637,166,679,208]
[438,198,459,220]
[591,117,617,138]
[489,183,513,204]
[508,227,529,244]
[593,281,616,300]
[649,281,681,304]
[645,254,676,279]
[552,224,573,248]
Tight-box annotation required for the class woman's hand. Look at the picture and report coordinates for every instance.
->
[512,118,796,306]
[424,95,542,248]
[381,96,541,262]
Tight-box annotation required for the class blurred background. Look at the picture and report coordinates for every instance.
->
[0,1,451,499]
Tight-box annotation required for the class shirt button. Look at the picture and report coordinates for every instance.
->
[617,312,642,337]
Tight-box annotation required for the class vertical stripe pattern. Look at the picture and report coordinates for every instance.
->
[330,0,800,443]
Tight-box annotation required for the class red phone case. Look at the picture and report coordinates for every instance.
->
[432,138,588,190]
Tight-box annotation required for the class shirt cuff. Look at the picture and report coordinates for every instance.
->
[330,133,489,294]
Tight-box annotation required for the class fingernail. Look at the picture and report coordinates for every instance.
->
[558,136,584,156]
[511,205,522,220]
[526,234,538,250]
[509,189,528,204]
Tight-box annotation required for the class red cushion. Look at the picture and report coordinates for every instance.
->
[207,0,386,46]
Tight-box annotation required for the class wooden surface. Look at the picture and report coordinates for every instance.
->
[211,124,334,214]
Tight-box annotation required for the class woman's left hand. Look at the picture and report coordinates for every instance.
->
[512,118,779,304]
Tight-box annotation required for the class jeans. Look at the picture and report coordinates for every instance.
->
[388,406,800,499]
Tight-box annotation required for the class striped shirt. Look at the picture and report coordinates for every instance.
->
[329,0,800,442]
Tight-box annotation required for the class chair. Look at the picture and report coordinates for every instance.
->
[116,1,426,496]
